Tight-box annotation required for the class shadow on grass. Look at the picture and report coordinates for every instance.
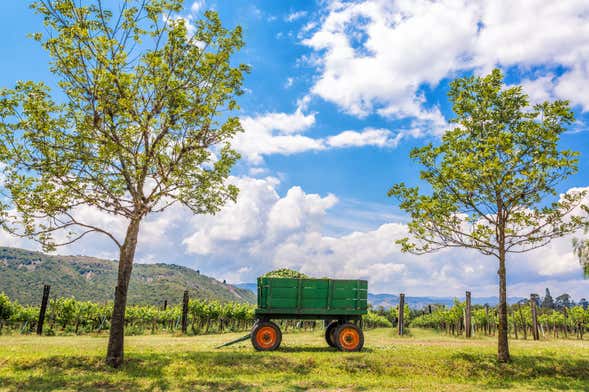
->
[2,349,588,391]
[2,355,172,392]
[450,352,589,390]
[2,351,322,391]
[277,346,374,353]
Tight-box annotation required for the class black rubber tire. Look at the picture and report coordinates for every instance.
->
[325,321,339,347]
[251,321,282,351]
[335,323,364,352]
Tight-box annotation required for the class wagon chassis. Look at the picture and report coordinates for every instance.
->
[255,313,362,322]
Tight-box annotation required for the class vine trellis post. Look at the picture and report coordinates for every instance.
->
[398,293,405,336]
[465,291,472,338]
[36,284,50,336]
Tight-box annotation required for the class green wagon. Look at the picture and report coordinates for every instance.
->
[251,277,368,352]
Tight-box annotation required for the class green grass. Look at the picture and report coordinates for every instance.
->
[0,328,588,391]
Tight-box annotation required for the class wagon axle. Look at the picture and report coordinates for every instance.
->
[250,319,364,352]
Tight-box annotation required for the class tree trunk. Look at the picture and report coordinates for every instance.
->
[497,250,510,362]
[106,218,142,368]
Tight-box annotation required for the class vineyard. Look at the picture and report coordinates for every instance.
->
[410,299,589,339]
[0,293,391,335]
[1,292,588,390]
[2,291,587,339]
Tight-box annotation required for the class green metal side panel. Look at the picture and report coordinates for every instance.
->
[256,277,368,317]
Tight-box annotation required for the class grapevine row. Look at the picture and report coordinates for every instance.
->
[0,293,390,335]
[410,299,588,339]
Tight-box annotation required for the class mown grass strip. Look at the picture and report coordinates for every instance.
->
[0,328,587,391]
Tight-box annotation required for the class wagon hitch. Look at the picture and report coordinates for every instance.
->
[215,333,252,349]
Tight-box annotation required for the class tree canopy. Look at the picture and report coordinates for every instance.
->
[389,69,585,258]
[0,0,248,250]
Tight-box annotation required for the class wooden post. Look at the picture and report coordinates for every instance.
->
[163,300,168,311]
[36,285,50,335]
[398,293,405,336]
[530,294,539,341]
[181,290,189,334]
[484,304,489,335]
[465,291,472,338]
[563,307,568,338]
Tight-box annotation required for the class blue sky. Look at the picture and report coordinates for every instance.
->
[0,0,588,299]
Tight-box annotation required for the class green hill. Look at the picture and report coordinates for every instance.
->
[0,247,255,306]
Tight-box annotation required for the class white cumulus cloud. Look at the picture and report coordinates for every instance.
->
[178,180,589,299]
[326,128,398,148]
[235,109,322,164]
[236,110,407,164]
[0,177,586,298]
[301,0,589,131]
[190,0,204,14]
[286,11,307,22]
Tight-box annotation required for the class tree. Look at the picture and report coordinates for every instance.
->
[0,292,14,332]
[0,0,248,367]
[389,69,586,362]
[542,288,554,310]
[554,294,573,310]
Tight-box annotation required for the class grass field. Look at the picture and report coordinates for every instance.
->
[0,328,588,391]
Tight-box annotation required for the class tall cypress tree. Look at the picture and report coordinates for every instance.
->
[541,288,554,310]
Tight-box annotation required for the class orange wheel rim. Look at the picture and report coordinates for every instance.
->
[255,326,277,349]
[339,327,360,350]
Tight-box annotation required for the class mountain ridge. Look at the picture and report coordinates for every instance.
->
[234,283,525,308]
[366,293,526,309]
[0,247,255,305]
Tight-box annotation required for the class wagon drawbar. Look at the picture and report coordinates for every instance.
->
[250,276,368,351]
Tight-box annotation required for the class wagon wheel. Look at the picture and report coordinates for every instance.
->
[324,321,340,348]
[251,321,282,351]
[335,323,364,352]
